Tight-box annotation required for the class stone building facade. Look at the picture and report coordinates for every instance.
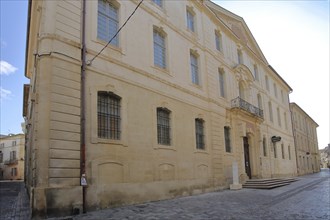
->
[290,103,320,175]
[24,0,297,217]
[0,134,25,180]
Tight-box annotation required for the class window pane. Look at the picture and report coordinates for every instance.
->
[219,70,225,97]
[190,53,199,85]
[187,10,195,32]
[153,0,163,8]
[224,127,231,153]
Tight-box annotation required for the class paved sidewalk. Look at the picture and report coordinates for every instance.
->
[52,169,330,220]
[0,181,31,220]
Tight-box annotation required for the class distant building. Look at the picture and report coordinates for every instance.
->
[290,103,320,175]
[319,144,330,168]
[24,0,297,218]
[0,134,25,180]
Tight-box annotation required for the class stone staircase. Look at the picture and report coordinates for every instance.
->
[242,178,298,189]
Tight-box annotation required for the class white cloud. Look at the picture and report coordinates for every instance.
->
[0,60,18,75]
[0,87,12,101]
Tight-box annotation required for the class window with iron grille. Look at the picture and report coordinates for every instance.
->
[157,108,171,145]
[224,126,231,153]
[11,168,17,176]
[190,52,199,85]
[98,0,119,46]
[186,9,195,32]
[153,29,166,69]
[195,119,205,150]
[98,91,121,140]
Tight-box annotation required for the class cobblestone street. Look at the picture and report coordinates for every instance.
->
[61,169,330,220]
[1,170,329,219]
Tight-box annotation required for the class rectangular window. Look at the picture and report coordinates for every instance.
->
[0,151,3,163]
[10,151,16,160]
[190,53,199,85]
[254,65,259,81]
[237,49,243,64]
[263,137,267,156]
[273,83,278,98]
[284,112,288,129]
[224,126,231,153]
[97,91,121,140]
[281,143,285,159]
[219,69,225,98]
[195,119,205,150]
[277,107,281,127]
[0,143,4,148]
[186,9,195,32]
[268,101,273,122]
[153,29,166,69]
[152,0,163,8]
[265,75,269,91]
[12,141,16,146]
[97,0,119,46]
[288,145,291,160]
[273,143,277,158]
[215,31,223,52]
[157,108,171,145]
[11,168,17,176]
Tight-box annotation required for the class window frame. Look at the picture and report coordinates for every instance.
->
[224,126,231,153]
[97,91,122,140]
[186,7,195,33]
[97,0,120,47]
[190,52,200,85]
[215,31,223,52]
[157,107,171,146]
[153,28,167,69]
[263,137,267,157]
[218,68,226,98]
[195,118,205,150]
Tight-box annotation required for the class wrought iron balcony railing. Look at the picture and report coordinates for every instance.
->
[231,97,264,119]
[4,159,18,165]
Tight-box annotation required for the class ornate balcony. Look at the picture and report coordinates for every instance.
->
[231,97,264,119]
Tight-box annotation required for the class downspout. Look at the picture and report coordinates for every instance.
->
[80,0,87,214]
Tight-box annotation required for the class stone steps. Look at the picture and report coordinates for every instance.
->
[243,178,298,189]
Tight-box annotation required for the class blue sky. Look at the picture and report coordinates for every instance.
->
[0,0,329,148]
[0,0,29,134]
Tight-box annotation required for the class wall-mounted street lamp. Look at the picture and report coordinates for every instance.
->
[271,136,281,143]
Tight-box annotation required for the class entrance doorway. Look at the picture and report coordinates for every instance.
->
[243,137,251,179]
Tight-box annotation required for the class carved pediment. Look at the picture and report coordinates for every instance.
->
[233,64,254,86]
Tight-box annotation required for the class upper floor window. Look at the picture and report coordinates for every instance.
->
[186,8,195,32]
[97,91,121,140]
[11,168,17,176]
[152,0,163,8]
[195,118,205,150]
[0,143,4,148]
[281,90,284,103]
[288,145,291,160]
[268,101,273,122]
[157,108,171,145]
[218,69,225,98]
[273,83,278,98]
[98,0,119,46]
[215,31,223,52]
[257,94,263,110]
[284,112,288,129]
[153,28,166,69]
[281,143,285,159]
[190,52,199,85]
[265,75,270,91]
[237,49,243,64]
[10,151,16,160]
[12,141,16,146]
[254,64,259,81]
[224,126,231,153]
[277,107,281,127]
[0,151,3,163]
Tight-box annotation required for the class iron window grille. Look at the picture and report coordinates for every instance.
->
[195,119,205,150]
[157,108,171,145]
[98,91,121,140]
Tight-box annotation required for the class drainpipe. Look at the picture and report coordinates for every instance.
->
[80,0,87,214]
